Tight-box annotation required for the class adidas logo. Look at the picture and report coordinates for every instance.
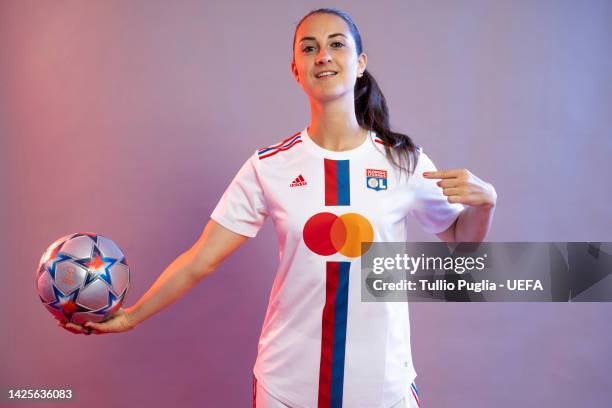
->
[289,174,307,187]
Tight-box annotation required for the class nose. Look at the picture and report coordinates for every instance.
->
[316,48,332,64]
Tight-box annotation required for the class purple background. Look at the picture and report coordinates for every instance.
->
[2,1,611,407]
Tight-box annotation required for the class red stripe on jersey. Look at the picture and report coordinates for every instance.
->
[318,261,339,408]
[259,132,301,152]
[324,159,338,205]
[258,139,302,160]
[411,387,420,407]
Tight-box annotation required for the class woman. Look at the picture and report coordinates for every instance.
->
[61,8,497,408]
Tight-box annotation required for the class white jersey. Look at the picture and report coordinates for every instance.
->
[211,128,463,408]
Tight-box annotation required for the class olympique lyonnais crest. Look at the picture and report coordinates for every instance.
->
[366,168,388,191]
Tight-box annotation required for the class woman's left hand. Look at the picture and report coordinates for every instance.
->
[423,169,497,208]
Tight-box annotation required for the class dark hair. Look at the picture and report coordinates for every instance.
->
[292,8,418,175]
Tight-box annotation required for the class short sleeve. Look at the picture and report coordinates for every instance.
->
[210,152,268,238]
[408,149,464,234]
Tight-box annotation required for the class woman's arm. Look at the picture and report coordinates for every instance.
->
[61,220,248,334]
[126,220,249,326]
[436,205,496,243]
[427,168,497,243]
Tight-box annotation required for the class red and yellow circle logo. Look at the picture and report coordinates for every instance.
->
[303,212,374,258]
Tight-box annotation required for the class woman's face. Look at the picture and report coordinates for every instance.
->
[291,13,367,103]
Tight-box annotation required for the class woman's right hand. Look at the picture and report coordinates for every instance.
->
[58,308,136,335]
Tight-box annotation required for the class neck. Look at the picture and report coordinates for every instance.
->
[307,95,367,151]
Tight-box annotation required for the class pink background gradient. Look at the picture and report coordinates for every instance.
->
[2,0,611,407]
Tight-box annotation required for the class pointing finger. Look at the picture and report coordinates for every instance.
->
[424,169,465,179]
[422,171,445,179]
[423,170,455,179]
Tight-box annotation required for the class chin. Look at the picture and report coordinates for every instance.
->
[309,87,352,103]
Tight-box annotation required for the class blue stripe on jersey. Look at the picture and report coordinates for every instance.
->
[330,261,350,407]
[257,134,301,155]
[336,160,350,206]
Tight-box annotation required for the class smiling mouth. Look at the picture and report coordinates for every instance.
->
[315,71,338,79]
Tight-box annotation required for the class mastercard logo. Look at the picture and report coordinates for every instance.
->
[303,212,374,258]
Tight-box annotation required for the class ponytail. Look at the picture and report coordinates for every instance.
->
[355,70,418,175]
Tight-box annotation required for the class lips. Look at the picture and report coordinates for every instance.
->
[315,71,338,79]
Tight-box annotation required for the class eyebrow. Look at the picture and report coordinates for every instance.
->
[298,33,347,43]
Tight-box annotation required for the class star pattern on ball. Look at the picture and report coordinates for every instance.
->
[48,285,88,317]
[93,290,124,317]
[75,246,118,286]
[45,245,72,280]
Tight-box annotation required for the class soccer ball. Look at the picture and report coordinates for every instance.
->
[36,232,130,325]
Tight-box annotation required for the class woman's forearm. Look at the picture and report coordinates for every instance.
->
[454,204,495,242]
[122,221,249,328]
[125,252,204,327]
